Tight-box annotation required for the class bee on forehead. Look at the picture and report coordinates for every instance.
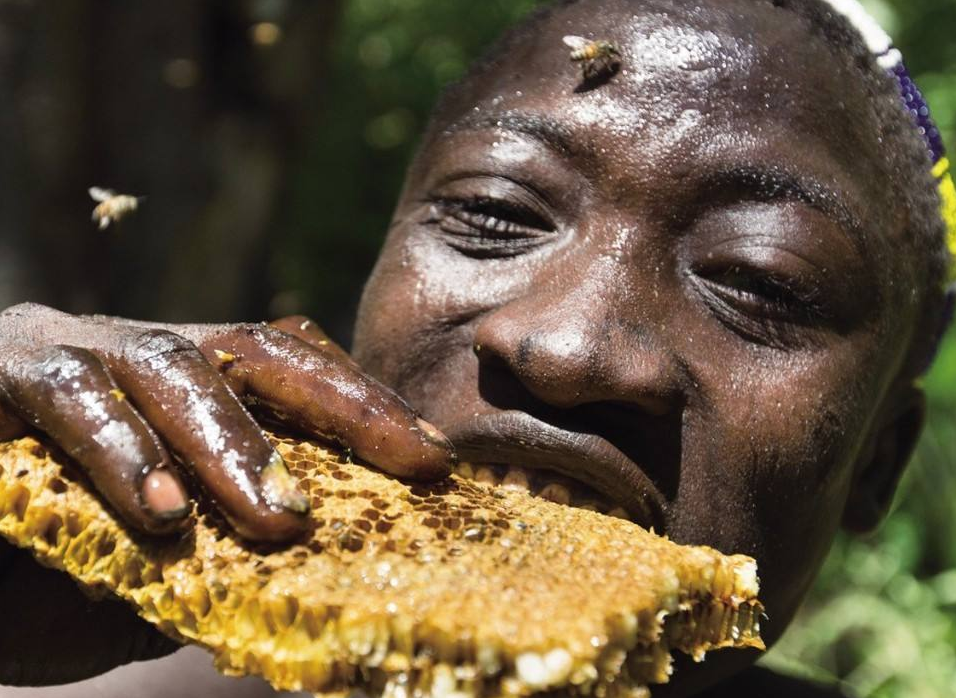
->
[563,35,622,82]
[88,187,144,230]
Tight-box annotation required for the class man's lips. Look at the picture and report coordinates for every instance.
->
[441,410,665,532]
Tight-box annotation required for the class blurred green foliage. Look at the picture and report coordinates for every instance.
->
[271,1,956,694]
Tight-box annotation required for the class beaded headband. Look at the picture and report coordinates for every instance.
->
[822,0,956,283]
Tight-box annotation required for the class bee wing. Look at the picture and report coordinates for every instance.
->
[88,186,115,202]
[562,35,590,50]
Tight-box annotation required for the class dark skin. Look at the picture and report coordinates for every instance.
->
[0,0,929,695]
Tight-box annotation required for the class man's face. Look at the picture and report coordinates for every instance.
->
[354,0,916,691]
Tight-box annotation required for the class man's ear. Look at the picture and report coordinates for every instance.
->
[842,384,926,534]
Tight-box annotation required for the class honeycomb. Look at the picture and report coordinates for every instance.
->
[0,434,764,697]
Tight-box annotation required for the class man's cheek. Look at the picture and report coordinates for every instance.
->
[743,376,861,558]
[670,353,865,552]
[745,402,858,622]
[748,408,854,542]
[403,228,547,311]
[737,367,862,524]
[353,259,428,384]
[355,244,478,409]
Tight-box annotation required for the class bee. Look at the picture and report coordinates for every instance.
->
[562,35,622,81]
[89,187,144,229]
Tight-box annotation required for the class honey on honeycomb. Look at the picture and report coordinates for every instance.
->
[0,434,763,698]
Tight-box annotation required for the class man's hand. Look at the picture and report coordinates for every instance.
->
[0,303,455,684]
[0,303,454,541]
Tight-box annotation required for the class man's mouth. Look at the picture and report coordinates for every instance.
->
[453,461,636,520]
[441,410,665,532]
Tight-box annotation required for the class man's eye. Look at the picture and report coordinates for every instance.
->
[427,197,556,258]
[693,265,827,345]
[706,268,795,307]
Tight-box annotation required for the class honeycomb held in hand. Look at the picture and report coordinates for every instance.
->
[0,435,763,697]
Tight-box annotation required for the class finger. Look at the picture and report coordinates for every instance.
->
[203,325,456,480]
[269,315,356,367]
[0,345,190,534]
[0,400,27,441]
[108,329,309,542]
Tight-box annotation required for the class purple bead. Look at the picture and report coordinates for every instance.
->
[888,58,946,163]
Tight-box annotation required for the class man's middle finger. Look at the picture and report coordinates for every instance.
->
[104,329,310,542]
[201,325,456,481]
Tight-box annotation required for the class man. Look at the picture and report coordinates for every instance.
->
[0,0,949,694]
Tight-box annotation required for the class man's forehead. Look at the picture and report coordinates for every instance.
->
[470,0,785,92]
[429,0,888,226]
[463,1,845,125]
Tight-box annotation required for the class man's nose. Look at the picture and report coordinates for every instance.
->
[471,279,683,416]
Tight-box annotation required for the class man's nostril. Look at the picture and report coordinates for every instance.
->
[608,394,674,419]
[471,335,513,373]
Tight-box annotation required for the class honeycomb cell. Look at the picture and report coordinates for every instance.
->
[337,530,364,552]
[39,512,62,547]
[96,537,116,557]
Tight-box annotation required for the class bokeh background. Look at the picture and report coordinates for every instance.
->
[0,1,954,696]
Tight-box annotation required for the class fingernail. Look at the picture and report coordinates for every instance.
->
[143,468,190,519]
[414,417,457,478]
[261,451,310,514]
[416,417,451,447]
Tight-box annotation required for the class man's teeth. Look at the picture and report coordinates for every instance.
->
[453,462,634,522]
[474,465,498,485]
[538,483,571,505]
[501,467,531,491]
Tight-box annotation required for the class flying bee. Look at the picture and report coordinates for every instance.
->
[563,35,621,81]
[89,187,144,229]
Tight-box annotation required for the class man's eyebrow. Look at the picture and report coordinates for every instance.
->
[698,165,866,249]
[442,113,575,156]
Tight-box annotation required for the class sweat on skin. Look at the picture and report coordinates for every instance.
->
[0,0,942,696]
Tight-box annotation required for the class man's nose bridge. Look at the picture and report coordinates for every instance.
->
[512,249,672,376]
[519,247,660,359]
